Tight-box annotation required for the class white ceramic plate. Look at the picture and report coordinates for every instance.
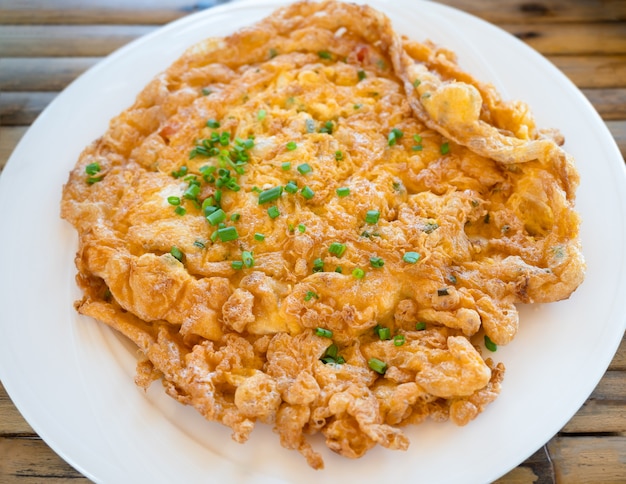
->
[1,1,624,483]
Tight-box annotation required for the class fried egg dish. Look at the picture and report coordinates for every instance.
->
[60,0,584,469]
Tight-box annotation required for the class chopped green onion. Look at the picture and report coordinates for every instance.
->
[448,274,458,284]
[485,335,498,352]
[269,48,278,58]
[352,267,365,279]
[258,186,283,204]
[413,134,423,143]
[216,226,239,242]
[286,141,297,151]
[257,109,267,120]
[325,343,338,359]
[171,166,188,178]
[207,208,226,226]
[183,184,201,200]
[415,322,426,331]
[413,79,421,87]
[297,224,306,233]
[334,266,343,273]
[231,260,244,270]
[305,291,319,302]
[357,70,367,81]
[393,334,406,346]
[87,175,104,184]
[412,145,423,151]
[267,206,280,219]
[336,187,350,197]
[230,213,241,222]
[315,327,333,338]
[301,186,315,200]
[297,163,312,175]
[85,162,101,175]
[328,242,347,257]
[335,150,343,160]
[437,288,450,296]
[312,258,324,273]
[403,251,421,264]
[369,256,385,268]
[365,210,380,224]
[318,50,332,60]
[193,240,206,249]
[254,233,266,241]
[219,131,230,146]
[281,161,291,170]
[387,128,404,146]
[206,119,220,129]
[305,118,316,133]
[319,121,333,134]
[423,222,439,234]
[368,358,387,374]
[170,246,184,262]
[377,326,391,340]
[353,103,362,109]
[440,142,450,154]
[174,206,186,216]
[201,88,212,96]
[284,180,298,194]
[167,196,181,206]
[241,250,254,268]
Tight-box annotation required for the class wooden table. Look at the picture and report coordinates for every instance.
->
[1,1,624,482]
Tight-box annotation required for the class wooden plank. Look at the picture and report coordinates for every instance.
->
[0,126,28,172]
[548,436,626,483]
[0,92,57,125]
[1,0,624,25]
[438,0,626,24]
[501,23,626,55]
[562,400,626,434]
[0,25,155,57]
[0,383,34,435]
[607,334,626,371]
[588,370,626,401]
[581,89,626,121]
[0,437,89,482]
[0,0,217,25]
[548,55,626,89]
[493,446,554,483]
[0,58,100,91]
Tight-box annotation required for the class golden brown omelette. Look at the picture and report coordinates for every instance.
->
[61,0,584,469]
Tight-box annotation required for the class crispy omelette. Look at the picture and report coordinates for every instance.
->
[61,0,585,469]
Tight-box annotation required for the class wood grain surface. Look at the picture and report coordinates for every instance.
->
[0,1,624,483]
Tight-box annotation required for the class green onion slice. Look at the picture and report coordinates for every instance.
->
[403,251,421,264]
[365,210,380,224]
[216,226,239,242]
[368,358,387,374]
[301,186,315,200]
[267,206,280,219]
[315,327,333,338]
[170,246,184,262]
[297,163,312,175]
[328,242,347,257]
[485,335,498,352]
[258,186,283,204]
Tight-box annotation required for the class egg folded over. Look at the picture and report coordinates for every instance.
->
[61,0,584,469]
